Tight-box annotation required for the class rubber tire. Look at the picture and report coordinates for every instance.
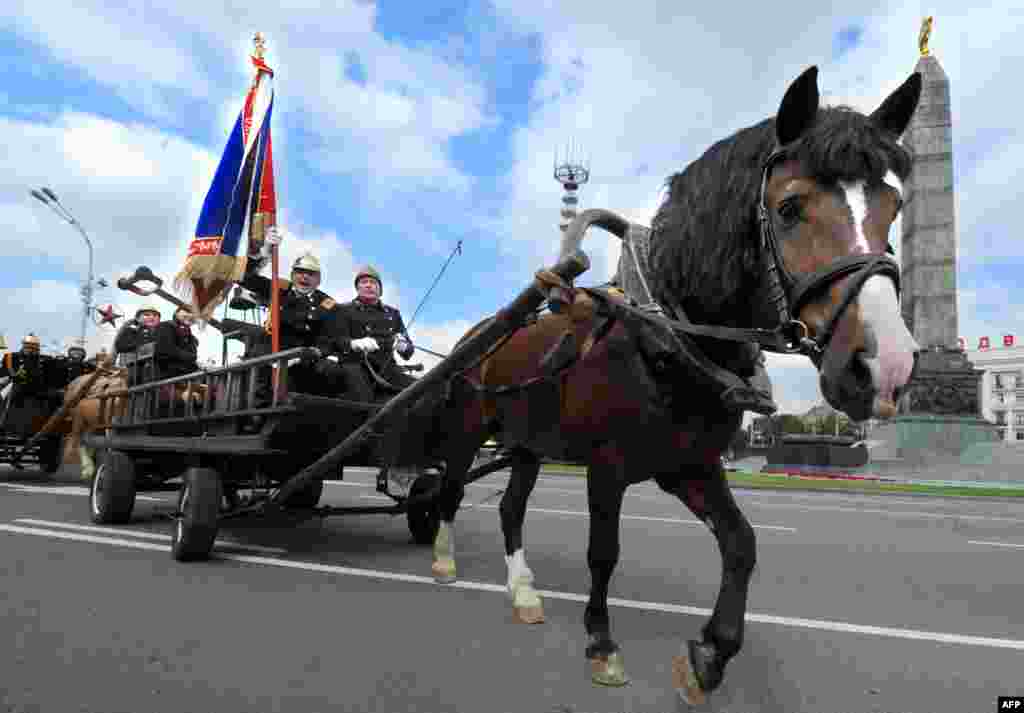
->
[171,467,222,562]
[39,434,63,474]
[89,450,137,524]
[406,474,442,546]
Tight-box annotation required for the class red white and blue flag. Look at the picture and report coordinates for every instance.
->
[175,46,277,320]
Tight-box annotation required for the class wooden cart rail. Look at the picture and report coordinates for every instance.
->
[92,346,316,432]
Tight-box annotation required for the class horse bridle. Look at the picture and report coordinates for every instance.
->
[754,148,901,361]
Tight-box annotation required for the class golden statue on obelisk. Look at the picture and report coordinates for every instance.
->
[253,31,266,59]
[918,16,933,57]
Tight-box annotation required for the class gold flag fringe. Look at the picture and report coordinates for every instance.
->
[173,254,251,325]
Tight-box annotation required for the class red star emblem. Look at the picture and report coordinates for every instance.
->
[96,304,124,327]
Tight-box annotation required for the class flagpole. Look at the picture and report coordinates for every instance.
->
[251,32,282,391]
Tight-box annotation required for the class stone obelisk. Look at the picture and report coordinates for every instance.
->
[867,18,1000,477]
[900,16,958,349]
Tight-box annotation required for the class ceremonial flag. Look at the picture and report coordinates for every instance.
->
[175,35,277,321]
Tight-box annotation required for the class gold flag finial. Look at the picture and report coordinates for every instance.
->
[918,16,933,57]
[253,32,266,59]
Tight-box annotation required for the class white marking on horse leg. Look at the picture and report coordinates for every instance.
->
[856,275,918,406]
[79,446,96,481]
[839,179,870,253]
[506,548,544,622]
[432,521,456,583]
[883,170,903,198]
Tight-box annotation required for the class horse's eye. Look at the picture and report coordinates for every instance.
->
[777,197,800,226]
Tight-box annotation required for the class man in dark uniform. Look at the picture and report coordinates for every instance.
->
[51,344,96,388]
[0,334,63,418]
[154,307,200,379]
[113,304,161,384]
[320,265,421,495]
[239,241,346,401]
[320,265,416,403]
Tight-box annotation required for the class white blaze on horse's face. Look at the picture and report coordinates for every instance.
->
[855,275,918,416]
[838,180,870,254]
[839,171,904,255]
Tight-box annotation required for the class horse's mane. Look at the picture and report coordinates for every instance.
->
[647,105,913,325]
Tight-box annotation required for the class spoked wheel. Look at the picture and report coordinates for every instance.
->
[171,467,223,562]
[89,450,136,524]
[406,473,442,546]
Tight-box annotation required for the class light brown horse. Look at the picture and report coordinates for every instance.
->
[62,368,209,479]
[62,368,129,480]
[403,66,922,703]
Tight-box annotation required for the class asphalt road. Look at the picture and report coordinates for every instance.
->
[2,464,1023,713]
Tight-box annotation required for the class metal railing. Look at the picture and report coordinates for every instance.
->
[91,347,315,430]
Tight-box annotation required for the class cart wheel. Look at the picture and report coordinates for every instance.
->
[171,467,222,562]
[283,477,325,509]
[89,450,136,524]
[406,474,441,546]
[39,434,63,474]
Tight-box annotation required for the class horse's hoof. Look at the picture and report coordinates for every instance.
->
[432,557,456,584]
[671,651,706,706]
[589,651,629,687]
[513,602,545,624]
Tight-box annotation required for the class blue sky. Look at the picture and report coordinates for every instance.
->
[2,1,1022,420]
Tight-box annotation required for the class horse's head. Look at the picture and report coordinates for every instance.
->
[761,66,922,421]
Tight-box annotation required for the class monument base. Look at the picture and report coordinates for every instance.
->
[861,414,1019,482]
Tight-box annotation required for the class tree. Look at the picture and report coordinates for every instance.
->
[775,414,807,436]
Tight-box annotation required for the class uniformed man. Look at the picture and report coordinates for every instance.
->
[0,334,62,413]
[321,265,420,495]
[54,344,96,386]
[112,304,161,384]
[240,229,345,401]
[114,304,161,356]
[154,306,200,379]
[320,264,417,402]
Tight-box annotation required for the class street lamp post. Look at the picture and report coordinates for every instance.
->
[30,187,96,349]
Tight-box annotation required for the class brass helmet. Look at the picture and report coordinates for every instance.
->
[22,334,41,353]
[136,303,161,319]
[354,264,382,294]
[292,252,321,273]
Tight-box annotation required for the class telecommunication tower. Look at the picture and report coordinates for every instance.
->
[553,141,590,234]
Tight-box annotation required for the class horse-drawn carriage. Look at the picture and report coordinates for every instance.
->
[73,259,573,562]
[0,345,75,474]
[0,385,66,474]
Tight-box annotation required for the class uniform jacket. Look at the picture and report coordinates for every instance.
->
[239,271,339,350]
[154,321,199,378]
[52,356,96,386]
[321,298,409,370]
[1,352,62,395]
[114,322,158,355]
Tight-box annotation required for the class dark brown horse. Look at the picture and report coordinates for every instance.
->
[402,65,922,703]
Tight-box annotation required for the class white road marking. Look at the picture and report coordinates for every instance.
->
[2,522,1023,651]
[735,501,1024,525]
[968,540,1024,550]
[1,483,163,502]
[355,496,796,531]
[14,518,287,555]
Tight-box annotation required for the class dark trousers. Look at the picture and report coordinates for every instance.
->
[341,361,416,403]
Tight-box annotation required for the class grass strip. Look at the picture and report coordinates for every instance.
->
[537,463,1024,498]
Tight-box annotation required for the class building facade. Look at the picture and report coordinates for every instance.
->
[964,337,1024,442]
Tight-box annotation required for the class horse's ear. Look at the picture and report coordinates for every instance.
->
[776,66,820,146]
[869,72,922,138]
